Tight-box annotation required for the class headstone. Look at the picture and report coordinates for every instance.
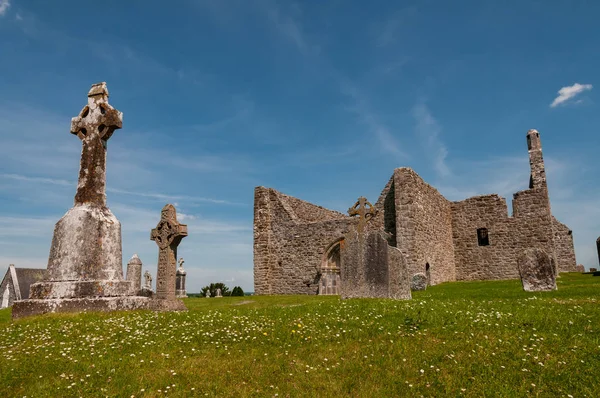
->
[411,273,427,291]
[139,270,154,298]
[215,288,222,298]
[590,268,598,272]
[143,271,153,290]
[175,258,188,298]
[205,290,210,298]
[518,248,557,292]
[575,264,585,273]
[340,197,411,300]
[151,204,188,302]
[126,254,143,293]
[11,83,153,319]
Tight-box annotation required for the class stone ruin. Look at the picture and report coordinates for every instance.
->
[518,248,557,291]
[254,129,578,296]
[340,197,411,300]
[12,83,188,319]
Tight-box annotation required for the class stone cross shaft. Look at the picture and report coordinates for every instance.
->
[70,82,123,207]
[348,196,377,233]
[150,204,188,300]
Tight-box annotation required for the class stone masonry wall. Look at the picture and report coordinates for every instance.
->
[393,168,456,285]
[511,187,556,271]
[552,216,577,272]
[452,194,519,280]
[253,186,356,295]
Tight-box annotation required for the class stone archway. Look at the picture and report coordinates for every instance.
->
[319,239,343,295]
[1,287,9,308]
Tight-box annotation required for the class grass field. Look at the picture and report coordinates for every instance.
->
[1,273,599,397]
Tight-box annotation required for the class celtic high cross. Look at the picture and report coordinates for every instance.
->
[70,82,123,207]
[151,204,188,300]
[348,196,377,233]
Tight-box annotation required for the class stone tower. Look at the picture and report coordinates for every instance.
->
[527,129,547,189]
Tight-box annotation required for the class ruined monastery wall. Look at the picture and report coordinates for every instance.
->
[253,187,355,295]
[451,194,519,280]
[511,187,556,269]
[394,168,455,285]
[552,216,577,272]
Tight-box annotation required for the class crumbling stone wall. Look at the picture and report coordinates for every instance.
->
[452,194,519,280]
[393,168,456,285]
[551,216,577,272]
[253,187,356,295]
[253,130,577,294]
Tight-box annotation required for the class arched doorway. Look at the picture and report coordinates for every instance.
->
[319,239,343,295]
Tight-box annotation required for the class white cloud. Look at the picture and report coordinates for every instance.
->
[413,102,450,178]
[0,0,10,16]
[550,83,593,108]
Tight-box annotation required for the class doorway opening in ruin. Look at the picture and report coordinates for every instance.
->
[425,263,431,287]
[319,239,343,295]
[1,287,9,308]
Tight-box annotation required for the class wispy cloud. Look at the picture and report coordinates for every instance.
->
[413,102,450,177]
[261,0,316,56]
[0,173,71,186]
[0,0,9,16]
[374,7,418,47]
[339,80,408,159]
[550,83,593,108]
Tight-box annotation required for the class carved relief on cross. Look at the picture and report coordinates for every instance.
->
[150,204,188,300]
[348,196,377,233]
[70,82,123,207]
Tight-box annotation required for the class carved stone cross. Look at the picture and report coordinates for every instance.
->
[348,196,377,233]
[150,204,188,300]
[70,82,123,207]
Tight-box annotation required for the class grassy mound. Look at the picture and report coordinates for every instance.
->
[1,273,598,397]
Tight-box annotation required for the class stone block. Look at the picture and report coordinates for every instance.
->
[411,273,427,291]
[518,248,557,292]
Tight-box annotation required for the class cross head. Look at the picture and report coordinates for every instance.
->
[348,196,377,233]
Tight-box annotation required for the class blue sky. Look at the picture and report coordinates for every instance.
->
[0,0,599,292]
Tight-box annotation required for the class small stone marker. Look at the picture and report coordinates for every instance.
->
[575,264,585,273]
[590,268,598,273]
[143,271,153,290]
[175,258,188,298]
[411,273,427,291]
[126,254,143,293]
[151,204,188,300]
[518,248,557,292]
[215,288,222,298]
[205,290,210,298]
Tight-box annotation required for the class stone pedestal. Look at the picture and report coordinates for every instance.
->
[340,230,411,300]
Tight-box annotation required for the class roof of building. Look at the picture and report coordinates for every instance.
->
[3,267,47,300]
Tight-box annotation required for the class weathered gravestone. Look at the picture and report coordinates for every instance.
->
[205,290,210,298]
[12,83,155,319]
[139,271,154,297]
[175,258,188,298]
[151,204,188,309]
[340,197,411,300]
[411,273,427,291]
[215,288,222,298]
[126,254,143,294]
[575,264,585,273]
[518,248,557,292]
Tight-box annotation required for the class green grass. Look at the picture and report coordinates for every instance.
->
[1,273,599,397]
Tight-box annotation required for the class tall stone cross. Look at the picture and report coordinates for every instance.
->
[150,204,188,300]
[348,196,377,233]
[70,82,123,207]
